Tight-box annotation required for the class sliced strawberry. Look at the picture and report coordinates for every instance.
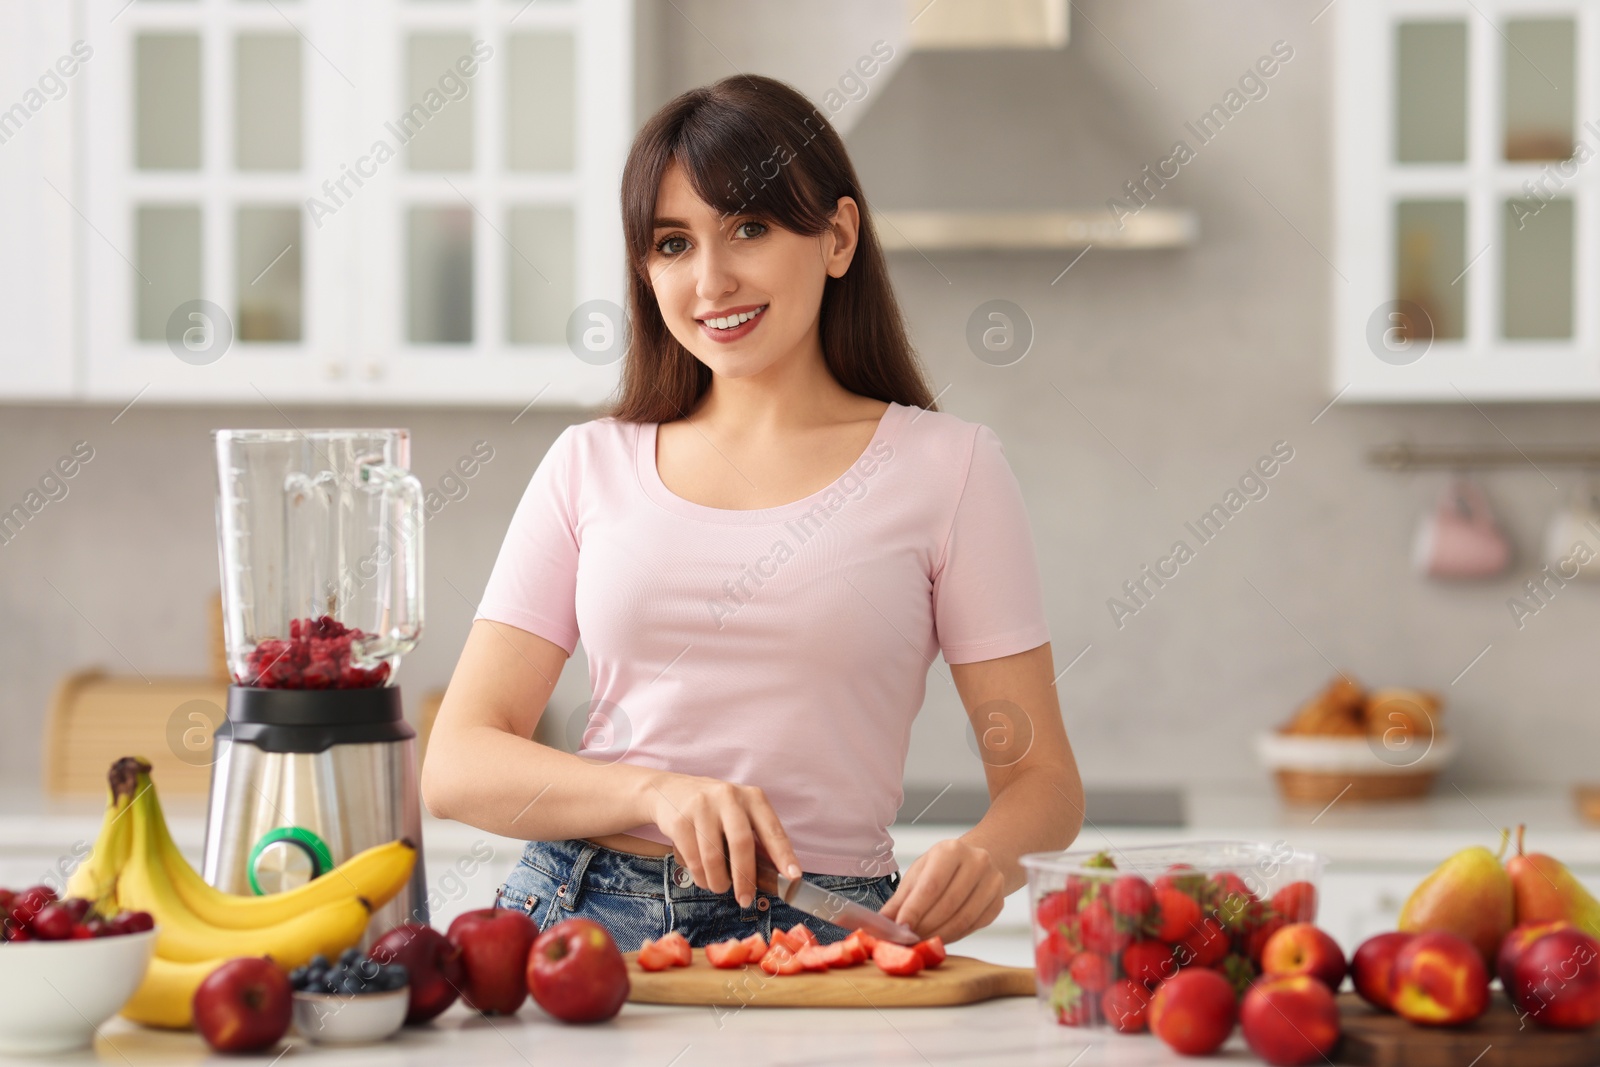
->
[759,942,803,976]
[852,927,880,953]
[795,944,831,972]
[912,935,946,969]
[818,942,850,968]
[786,922,818,948]
[837,932,872,966]
[872,941,925,977]
[740,932,768,964]
[637,938,677,971]
[705,938,749,968]
[657,930,692,967]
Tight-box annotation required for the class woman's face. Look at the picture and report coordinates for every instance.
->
[647,161,858,381]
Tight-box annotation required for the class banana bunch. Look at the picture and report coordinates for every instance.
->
[73,758,416,1030]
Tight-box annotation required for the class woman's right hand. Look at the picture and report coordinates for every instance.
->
[643,771,803,908]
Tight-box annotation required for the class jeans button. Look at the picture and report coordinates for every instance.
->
[556,884,567,897]
[755,896,769,911]
[672,866,692,888]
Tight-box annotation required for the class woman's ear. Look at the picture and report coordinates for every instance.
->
[824,195,860,278]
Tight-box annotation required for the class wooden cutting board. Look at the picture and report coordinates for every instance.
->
[1336,991,1600,1067]
[622,950,1037,1008]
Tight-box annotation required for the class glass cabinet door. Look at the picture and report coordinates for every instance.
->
[87,0,347,401]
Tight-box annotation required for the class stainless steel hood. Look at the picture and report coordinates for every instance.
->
[848,0,1198,252]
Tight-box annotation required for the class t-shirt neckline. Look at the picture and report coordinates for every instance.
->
[636,401,904,525]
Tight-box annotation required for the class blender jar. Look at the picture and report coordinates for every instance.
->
[214,429,424,689]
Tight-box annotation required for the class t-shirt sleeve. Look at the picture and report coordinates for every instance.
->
[931,424,1051,665]
[472,426,581,656]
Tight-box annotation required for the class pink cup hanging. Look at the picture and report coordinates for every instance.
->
[1412,477,1513,580]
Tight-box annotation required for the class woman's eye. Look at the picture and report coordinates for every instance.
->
[655,235,688,256]
[736,220,767,239]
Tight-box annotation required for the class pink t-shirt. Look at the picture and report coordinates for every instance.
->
[473,400,1051,875]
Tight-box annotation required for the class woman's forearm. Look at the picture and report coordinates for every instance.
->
[421,723,665,842]
[959,762,1085,895]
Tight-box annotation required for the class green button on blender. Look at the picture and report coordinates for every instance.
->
[248,827,335,896]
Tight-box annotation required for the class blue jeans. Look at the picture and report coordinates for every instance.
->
[493,837,902,952]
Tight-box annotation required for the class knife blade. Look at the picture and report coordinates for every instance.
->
[753,854,921,946]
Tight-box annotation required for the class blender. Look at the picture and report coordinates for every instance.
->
[203,428,428,942]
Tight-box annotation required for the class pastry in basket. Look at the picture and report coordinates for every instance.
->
[1363,687,1443,747]
[1279,674,1367,736]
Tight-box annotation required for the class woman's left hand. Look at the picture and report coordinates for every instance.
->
[876,837,1007,944]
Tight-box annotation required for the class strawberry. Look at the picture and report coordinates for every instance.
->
[871,941,924,977]
[1078,899,1131,957]
[1153,863,1207,896]
[1176,916,1229,969]
[1035,888,1076,932]
[656,930,692,966]
[851,927,880,953]
[786,922,818,948]
[759,943,803,976]
[1068,951,1113,993]
[1049,974,1101,1027]
[1121,939,1177,989]
[1244,914,1287,965]
[1109,875,1156,920]
[740,932,768,965]
[1101,977,1152,1033]
[795,944,831,972]
[837,931,872,965]
[705,938,748,968]
[1151,886,1202,943]
[1270,880,1317,923]
[637,938,677,971]
[912,936,946,969]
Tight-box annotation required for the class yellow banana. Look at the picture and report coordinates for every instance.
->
[65,783,134,907]
[116,771,373,967]
[146,785,415,929]
[120,956,230,1030]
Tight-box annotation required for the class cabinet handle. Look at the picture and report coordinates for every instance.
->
[324,362,344,381]
[365,361,383,381]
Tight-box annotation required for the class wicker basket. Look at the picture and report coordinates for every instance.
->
[1274,768,1438,804]
[1255,732,1457,806]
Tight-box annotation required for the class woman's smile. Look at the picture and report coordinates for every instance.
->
[696,303,769,343]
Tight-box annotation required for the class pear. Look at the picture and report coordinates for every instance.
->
[1398,830,1515,967]
[1506,824,1600,939]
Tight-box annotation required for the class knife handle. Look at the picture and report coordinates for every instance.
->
[752,852,796,902]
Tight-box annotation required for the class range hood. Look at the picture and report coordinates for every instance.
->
[847,0,1198,252]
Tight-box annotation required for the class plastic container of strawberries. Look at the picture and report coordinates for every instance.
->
[1020,840,1328,1030]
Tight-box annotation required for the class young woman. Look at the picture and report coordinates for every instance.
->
[421,74,1083,951]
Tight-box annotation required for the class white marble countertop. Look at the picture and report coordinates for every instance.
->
[34,933,1251,1067]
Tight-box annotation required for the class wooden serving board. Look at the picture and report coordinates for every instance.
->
[621,950,1037,1008]
[1336,992,1600,1067]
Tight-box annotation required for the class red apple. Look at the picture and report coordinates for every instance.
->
[1350,931,1413,1011]
[1508,927,1600,1031]
[1260,923,1347,991]
[1391,931,1489,1026]
[1498,920,1575,991]
[192,957,292,1053]
[1241,974,1340,1066]
[447,908,540,1015]
[526,918,629,1023]
[1149,967,1238,1056]
[369,922,467,1025]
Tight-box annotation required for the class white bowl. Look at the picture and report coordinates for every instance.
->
[1253,730,1459,774]
[291,987,408,1045]
[0,928,157,1054]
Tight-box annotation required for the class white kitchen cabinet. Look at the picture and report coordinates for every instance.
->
[1334,0,1600,400]
[0,4,78,400]
[47,0,633,408]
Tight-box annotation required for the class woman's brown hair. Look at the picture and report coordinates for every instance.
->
[602,73,938,423]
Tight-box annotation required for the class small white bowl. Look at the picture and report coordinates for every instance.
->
[0,928,157,1054]
[291,987,409,1045]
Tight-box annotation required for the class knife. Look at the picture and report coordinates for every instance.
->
[752,853,921,946]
